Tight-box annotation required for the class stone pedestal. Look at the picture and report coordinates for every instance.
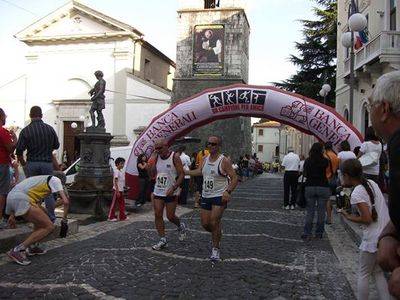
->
[68,127,114,219]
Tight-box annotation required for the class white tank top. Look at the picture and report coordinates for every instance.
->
[153,152,178,197]
[202,154,228,198]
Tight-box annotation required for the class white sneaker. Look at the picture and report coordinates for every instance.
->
[284,205,290,210]
[152,238,168,251]
[178,222,187,241]
[209,247,221,261]
[290,205,295,210]
[107,218,117,222]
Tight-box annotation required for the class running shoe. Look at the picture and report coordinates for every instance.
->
[26,245,47,256]
[152,239,168,251]
[290,205,295,210]
[209,247,221,262]
[108,218,118,222]
[284,205,290,210]
[178,222,187,241]
[7,249,31,266]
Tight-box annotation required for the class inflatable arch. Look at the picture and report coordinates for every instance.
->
[126,84,363,198]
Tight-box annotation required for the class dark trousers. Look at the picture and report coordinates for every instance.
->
[284,171,298,206]
[179,179,190,204]
[137,177,149,205]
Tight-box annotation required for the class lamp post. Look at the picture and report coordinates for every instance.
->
[319,83,331,105]
[341,12,367,124]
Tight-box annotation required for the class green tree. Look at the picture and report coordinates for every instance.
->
[273,0,337,107]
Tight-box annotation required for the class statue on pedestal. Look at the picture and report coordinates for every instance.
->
[88,70,106,129]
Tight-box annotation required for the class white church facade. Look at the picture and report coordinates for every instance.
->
[0,1,175,164]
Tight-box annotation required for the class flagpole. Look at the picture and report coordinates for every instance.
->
[349,32,355,124]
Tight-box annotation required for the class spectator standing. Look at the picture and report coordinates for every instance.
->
[340,159,391,300]
[281,148,300,210]
[136,154,149,208]
[337,140,357,186]
[325,142,339,225]
[301,142,330,240]
[15,106,60,223]
[178,145,191,205]
[108,157,127,221]
[0,108,18,229]
[357,126,382,184]
[369,70,400,298]
[194,146,209,208]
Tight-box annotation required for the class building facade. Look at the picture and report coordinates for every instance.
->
[0,1,175,164]
[336,0,400,136]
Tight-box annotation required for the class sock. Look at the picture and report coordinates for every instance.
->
[14,244,26,252]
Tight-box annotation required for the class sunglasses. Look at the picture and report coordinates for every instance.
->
[207,142,218,146]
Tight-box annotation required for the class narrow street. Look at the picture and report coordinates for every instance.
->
[0,174,358,299]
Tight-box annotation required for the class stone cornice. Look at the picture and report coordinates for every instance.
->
[19,32,135,44]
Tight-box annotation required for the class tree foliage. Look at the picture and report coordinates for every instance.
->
[273,0,337,107]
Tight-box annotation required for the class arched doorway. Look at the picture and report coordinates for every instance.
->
[125,84,363,198]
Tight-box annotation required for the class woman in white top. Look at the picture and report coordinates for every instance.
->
[357,126,382,184]
[340,159,391,300]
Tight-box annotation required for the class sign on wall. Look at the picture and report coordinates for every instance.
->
[193,24,224,76]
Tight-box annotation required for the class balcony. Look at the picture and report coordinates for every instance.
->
[343,31,400,76]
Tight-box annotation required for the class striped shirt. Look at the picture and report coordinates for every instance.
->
[16,119,60,162]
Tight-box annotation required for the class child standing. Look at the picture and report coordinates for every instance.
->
[340,159,391,300]
[108,157,127,221]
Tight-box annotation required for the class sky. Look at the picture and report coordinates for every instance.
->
[0,0,317,88]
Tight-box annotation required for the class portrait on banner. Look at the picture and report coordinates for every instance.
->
[193,24,224,76]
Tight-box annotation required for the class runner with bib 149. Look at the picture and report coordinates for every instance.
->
[185,135,238,261]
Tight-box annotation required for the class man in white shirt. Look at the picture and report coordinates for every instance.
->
[281,148,300,210]
[177,145,191,205]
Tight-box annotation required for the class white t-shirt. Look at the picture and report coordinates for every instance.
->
[114,169,125,192]
[350,180,390,252]
[282,152,300,171]
[337,151,357,165]
[180,152,191,179]
[359,141,382,175]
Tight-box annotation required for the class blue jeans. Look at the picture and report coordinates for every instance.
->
[303,186,330,236]
[24,161,56,223]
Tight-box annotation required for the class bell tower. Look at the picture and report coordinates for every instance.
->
[172,0,251,158]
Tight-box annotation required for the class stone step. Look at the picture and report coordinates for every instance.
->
[0,218,79,253]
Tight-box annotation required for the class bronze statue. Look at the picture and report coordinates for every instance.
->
[88,70,106,128]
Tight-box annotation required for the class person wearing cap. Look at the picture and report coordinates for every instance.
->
[281,147,300,210]
[88,70,106,129]
[5,171,69,266]
[15,105,60,222]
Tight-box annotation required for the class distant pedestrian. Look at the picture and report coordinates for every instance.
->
[301,142,330,240]
[186,135,238,261]
[325,142,339,225]
[108,157,127,221]
[0,108,18,229]
[148,139,186,251]
[356,126,382,184]
[136,154,149,208]
[6,172,69,265]
[177,145,191,205]
[281,148,300,210]
[16,106,60,223]
[340,159,391,300]
[194,146,209,208]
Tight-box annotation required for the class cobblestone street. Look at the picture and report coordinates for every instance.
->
[0,174,358,299]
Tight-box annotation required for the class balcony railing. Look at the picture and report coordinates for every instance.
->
[343,31,400,76]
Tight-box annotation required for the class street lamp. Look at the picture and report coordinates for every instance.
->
[319,83,331,105]
[341,12,367,124]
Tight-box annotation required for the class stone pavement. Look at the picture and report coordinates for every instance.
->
[0,173,364,299]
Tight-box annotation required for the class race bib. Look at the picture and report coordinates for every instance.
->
[156,173,168,190]
[203,176,214,192]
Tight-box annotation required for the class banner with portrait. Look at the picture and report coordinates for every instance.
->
[193,24,224,76]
